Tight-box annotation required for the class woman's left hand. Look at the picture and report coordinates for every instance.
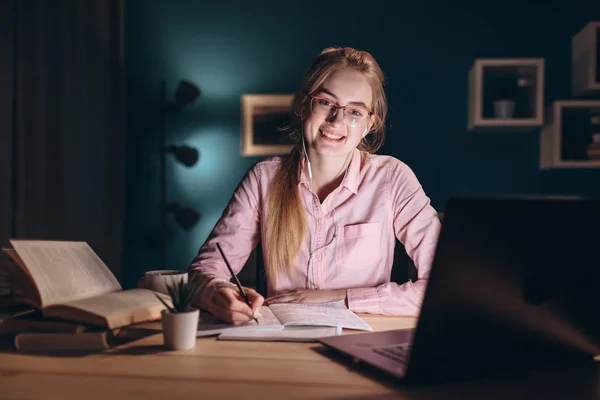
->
[266,289,346,305]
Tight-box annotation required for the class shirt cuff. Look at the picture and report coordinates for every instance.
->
[346,287,381,314]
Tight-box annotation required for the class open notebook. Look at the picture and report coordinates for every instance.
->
[197,300,372,342]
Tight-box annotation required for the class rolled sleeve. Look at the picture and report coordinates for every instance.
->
[188,164,262,309]
[346,287,380,313]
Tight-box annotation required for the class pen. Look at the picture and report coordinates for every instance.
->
[216,242,259,324]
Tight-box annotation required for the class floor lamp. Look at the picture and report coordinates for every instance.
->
[160,79,201,269]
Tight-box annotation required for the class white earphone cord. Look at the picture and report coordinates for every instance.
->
[302,134,352,288]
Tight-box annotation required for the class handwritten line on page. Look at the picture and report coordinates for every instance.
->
[196,306,282,337]
[196,300,372,339]
[267,301,372,331]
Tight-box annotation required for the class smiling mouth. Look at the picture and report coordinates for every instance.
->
[321,130,345,141]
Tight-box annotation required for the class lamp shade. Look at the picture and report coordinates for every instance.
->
[167,203,200,230]
[174,80,200,110]
[167,145,199,167]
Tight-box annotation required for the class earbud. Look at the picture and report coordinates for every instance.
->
[301,135,313,181]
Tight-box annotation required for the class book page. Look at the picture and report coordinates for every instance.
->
[217,326,341,342]
[10,240,121,307]
[1,248,31,278]
[44,289,166,329]
[53,289,163,316]
[196,306,282,337]
[268,301,373,331]
[1,248,40,306]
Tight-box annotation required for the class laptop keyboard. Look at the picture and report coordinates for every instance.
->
[372,344,412,364]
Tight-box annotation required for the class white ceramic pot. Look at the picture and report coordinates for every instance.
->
[494,99,516,119]
[161,308,199,350]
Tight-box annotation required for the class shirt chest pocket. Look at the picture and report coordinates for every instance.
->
[336,222,381,270]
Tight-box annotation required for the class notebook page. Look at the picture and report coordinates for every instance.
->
[268,302,372,331]
[217,326,341,342]
[10,240,121,307]
[196,305,282,337]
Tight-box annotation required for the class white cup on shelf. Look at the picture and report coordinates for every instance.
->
[494,99,516,119]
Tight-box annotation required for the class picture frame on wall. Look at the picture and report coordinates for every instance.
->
[241,94,295,156]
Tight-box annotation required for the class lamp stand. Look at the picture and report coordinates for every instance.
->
[158,78,201,269]
[160,79,168,269]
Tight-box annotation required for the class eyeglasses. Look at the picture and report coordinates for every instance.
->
[309,96,373,128]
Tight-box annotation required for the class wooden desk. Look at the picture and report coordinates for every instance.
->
[0,314,598,399]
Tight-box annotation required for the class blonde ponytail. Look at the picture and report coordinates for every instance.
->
[264,147,306,282]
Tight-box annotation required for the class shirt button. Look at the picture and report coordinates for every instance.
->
[318,218,324,224]
[315,253,321,260]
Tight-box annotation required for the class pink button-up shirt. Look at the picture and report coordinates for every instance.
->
[189,150,441,316]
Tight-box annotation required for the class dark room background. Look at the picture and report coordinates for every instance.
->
[1,0,125,283]
[2,1,598,288]
[123,0,600,288]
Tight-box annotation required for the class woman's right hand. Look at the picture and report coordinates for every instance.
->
[205,284,264,325]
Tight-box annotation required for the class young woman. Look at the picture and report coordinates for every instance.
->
[189,47,441,324]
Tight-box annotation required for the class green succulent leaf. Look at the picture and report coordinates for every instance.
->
[153,292,175,313]
[162,273,202,313]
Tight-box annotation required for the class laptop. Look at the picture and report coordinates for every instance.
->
[319,196,600,385]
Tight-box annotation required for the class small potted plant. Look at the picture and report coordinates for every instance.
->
[154,274,202,350]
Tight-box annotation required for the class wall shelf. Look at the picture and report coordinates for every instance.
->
[468,58,545,132]
[540,100,600,170]
[572,21,600,96]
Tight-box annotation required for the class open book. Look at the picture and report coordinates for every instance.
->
[2,240,168,330]
[197,300,372,341]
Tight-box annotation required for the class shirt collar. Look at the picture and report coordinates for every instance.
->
[298,149,361,194]
[299,157,310,188]
[343,149,360,194]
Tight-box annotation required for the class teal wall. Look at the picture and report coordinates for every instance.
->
[123,0,600,288]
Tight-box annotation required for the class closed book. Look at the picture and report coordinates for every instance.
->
[0,313,88,336]
[587,149,600,159]
[14,329,118,352]
[588,141,600,150]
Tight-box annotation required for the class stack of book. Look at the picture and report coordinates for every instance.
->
[0,311,121,352]
[587,139,600,159]
[0,239,169,353]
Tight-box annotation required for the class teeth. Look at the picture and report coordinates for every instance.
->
[322,131,343,140]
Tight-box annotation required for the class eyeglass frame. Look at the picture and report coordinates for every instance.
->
[308,95,374,124]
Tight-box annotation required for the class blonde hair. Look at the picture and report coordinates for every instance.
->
[264,47,388,282]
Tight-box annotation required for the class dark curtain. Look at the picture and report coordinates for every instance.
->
[0,0,15,296]
[0,0,126,281]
